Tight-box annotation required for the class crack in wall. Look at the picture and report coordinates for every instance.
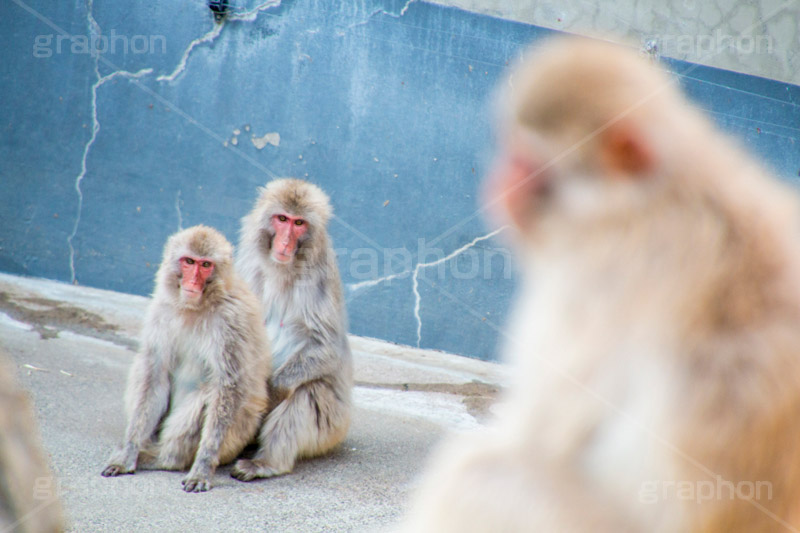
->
[68,0,284,283]
[339,0,418,34]
[175,189,184,231]
[347,270,405,291]
[156,0,281,83]
[68,1,152,284]
[156,22,224,83]
[396,0,417,17]
[374,0,419,19]
[229,0,283,22]
[67,67,152,284]
[348,226,508,347]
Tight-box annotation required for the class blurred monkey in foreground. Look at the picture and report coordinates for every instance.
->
[232,178,353,481]
[0,349,63,532]
[403,37,800,532]
[102,225,270,492]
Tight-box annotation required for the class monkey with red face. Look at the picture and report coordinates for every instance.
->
[232,178,353,481]
[403,37,800,532]
[271,213,308,263]
[101,225,270,492]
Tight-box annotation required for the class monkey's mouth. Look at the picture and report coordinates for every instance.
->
[181,283,204,299]
[272,251,293,263]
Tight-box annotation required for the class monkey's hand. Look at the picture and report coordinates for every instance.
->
[101,443,138,477]
[269,341,338,396]
[181,474,212,493]
[182,460,214,492]
[231,458,282,481]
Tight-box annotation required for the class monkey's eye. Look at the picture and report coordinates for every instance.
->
[294,219,304,226]
[201,261,212,268]
[277,215,287,222]
[183,257,195,265]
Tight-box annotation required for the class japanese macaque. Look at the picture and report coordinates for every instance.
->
[101,225,270,492]
[403,36,800,532]
[231,178,353,481]
[0,349,63,532]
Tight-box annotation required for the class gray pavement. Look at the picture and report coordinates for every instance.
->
[0,273,506,532]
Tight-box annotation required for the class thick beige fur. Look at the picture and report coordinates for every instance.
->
[403,37,800,532]
[102,225,271,492]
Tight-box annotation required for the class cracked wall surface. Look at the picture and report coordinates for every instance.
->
[2,0,799,360]
[433,0,800,86]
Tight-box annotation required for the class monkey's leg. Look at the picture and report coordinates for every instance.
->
[217,393,268,465]
[182,380,244,492]
[231,381,349,481]
[143,391,206,472]
[101,353,170,477]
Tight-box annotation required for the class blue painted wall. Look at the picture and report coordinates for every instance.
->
[2,0,799,360]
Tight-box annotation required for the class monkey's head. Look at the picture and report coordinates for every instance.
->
[487,37,694,252]
[244,178,332,267]
[158,225,234,309]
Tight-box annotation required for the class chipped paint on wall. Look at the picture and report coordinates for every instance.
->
[251,132,281,149]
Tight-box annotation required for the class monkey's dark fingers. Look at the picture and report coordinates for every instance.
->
[230,459,258,482]
[101,465,132,477]
[181,477,211,492]
[231,458,282,481]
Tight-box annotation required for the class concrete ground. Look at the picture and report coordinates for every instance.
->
[0,273,507,532]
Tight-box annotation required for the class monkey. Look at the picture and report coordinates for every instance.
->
[0,348,63,533]
[231,178,353,481]
[402,36,800,532]
[101,225,270,492]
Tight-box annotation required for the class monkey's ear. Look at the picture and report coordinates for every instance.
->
[599,121,656,178]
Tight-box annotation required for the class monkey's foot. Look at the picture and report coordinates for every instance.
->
[181,475,212,493]
[101,464,134,477]
[230,459,284,481]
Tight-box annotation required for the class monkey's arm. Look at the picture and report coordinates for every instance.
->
[101,343,170,476]
[405,431,639,533]
[182,340,243,492]
[270,334,341,398]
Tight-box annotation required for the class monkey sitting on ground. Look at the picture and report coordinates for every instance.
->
[0,348,63,532]
[101,225,270,492]
[403,37,800,532]
[231,178,353,481]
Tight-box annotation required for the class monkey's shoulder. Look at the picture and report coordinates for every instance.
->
[215,285,267,332]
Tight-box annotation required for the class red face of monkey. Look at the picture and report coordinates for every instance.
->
[179,256,215,301]
[484,127,554,234]
[270,214,307,263]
